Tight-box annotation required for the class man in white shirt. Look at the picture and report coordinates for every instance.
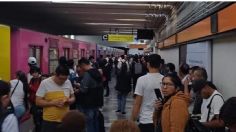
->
[192,80,225,129]
[131,54,163,132]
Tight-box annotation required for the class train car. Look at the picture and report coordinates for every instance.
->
[10,28,82,77]
[0,25,125,80]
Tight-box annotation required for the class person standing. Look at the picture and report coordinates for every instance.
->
[131,54,163,132]
[0,80,19,132]
[115,55,131,114]
[29,67,43,132]
[76,58,104,132]
[36,65,75,132]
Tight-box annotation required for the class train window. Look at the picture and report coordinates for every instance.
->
[81,49,85,58]
[49,48,58,74]
[63,48,70,60]
[29,46,42,68]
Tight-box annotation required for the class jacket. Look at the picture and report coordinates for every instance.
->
[77,68,103,108]
[161,91,190,132]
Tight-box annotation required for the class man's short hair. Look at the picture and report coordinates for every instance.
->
[147,54,161,68]
[78,58,90,66]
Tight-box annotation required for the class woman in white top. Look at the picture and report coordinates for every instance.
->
[0,80,19,132]
[10,71,27,119]
[179,63,190,85]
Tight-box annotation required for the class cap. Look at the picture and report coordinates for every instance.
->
[28,57,37,65]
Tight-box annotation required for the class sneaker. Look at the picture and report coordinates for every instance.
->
[116,110,121,112]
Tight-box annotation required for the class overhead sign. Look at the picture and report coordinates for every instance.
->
[108,34,134,42]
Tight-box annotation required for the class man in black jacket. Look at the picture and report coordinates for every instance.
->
[77,58,104,132]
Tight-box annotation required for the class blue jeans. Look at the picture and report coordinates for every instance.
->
[78,106,99,132]
[117,92,127,112]
[14,105,26,119]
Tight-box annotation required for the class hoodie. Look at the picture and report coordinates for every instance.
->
[161,91,190,132]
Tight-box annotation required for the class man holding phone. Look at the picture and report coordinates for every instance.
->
[131,54,163,132]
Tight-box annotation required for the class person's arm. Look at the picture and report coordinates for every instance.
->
[131,77,144,121]
[36,96,58,107]
[170,99,190,132]
[65,94,75,105]
[202,115,225,128]
[131,95,143,121]
[153,100,163,127]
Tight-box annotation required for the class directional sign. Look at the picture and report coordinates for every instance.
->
[108,34,134,42]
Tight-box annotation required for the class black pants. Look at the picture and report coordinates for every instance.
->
[138,123,154,132]
[41,120,60,132]
[30,104,43,132]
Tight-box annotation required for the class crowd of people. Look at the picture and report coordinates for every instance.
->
[0,53,236,132]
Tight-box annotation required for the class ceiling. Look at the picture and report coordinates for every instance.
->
[0,2,183,35]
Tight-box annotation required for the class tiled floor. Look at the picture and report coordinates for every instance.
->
[20,72,134,132]
[102,75,134,131]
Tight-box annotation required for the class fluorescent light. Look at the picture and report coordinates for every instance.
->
[115,19,149,22]
[85,23,134,26]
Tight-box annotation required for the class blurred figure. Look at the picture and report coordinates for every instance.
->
[89,56,99,69]
[179,63,190,84]
[0,80,19,132]
[27,57,37,83]
[192,80,224,130]
[220,97,236,132]
[166,63,177,76]
[115,55,131,114]
[131,54,163,132]
[36,65,75,132]
[29,67,43,132]
[77,58,104,132]
[131,55,143,91]
[110,119,140,132]
[57,110,86,132]
[10,71,29,120]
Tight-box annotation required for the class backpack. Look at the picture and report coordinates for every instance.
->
[134,62,142,75]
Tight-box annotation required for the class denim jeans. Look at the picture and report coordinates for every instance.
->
[14,105,26,119]
[78,106,99,132]
[117,92,127,113]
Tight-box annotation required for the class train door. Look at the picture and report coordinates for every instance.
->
[73,49,78,65]
[63,48,70,60]
[29,46,42,68]
[49,48,58,74]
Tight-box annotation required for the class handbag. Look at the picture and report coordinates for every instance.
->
[185,118,210,132]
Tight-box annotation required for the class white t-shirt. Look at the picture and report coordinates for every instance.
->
[200,90,224,122]
[2,114,19,132]
[134,73,163,124]
[10,79,25,107]
[36,77,74,98]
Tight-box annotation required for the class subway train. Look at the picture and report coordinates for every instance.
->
[0,25,124,81]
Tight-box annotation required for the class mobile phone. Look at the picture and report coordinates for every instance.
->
[154,89,163,102]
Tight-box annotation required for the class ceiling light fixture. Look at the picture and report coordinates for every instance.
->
[85,23,134,26]
[52,1,172,7]
[115,19,149,22]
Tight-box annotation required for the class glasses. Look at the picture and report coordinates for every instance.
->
[160,82,175,88]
